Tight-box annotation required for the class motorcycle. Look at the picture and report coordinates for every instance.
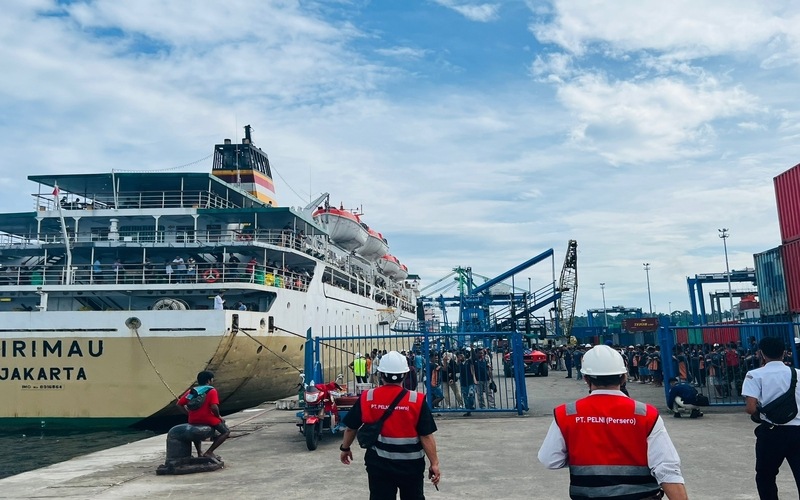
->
[297,373,346,450]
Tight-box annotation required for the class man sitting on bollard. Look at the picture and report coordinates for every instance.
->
[668,377,704,418]
[177,370,230,460]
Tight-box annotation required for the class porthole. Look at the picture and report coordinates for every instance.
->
[300,344,304,351]
[257,346,263,354]
[281,345,287,352]
[260,318,266,328]
[286,302,290,309]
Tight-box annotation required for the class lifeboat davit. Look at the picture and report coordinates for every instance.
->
[378,254,402,279]
[396,263,409,281]
[312,207,368,251]
[357,228,389,262]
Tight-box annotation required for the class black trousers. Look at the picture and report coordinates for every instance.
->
[754,423,800,499]
[368,470,424,500]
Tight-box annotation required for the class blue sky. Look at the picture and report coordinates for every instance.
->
[2,0,800,317]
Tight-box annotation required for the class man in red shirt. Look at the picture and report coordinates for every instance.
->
[177,370,230,459]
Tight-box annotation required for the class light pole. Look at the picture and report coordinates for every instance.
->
[643,263,653,314]
[600,282,608,328]
[719,228,735,319]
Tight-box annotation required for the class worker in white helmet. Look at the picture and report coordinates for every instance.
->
[538,345,687,499]
[340,350,441,497]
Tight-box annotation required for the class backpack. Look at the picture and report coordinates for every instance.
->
[755,368,798,425]
[725,348,739,367]
[185,385,213,411]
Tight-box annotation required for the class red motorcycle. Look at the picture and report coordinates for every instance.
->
[297,374,345,450]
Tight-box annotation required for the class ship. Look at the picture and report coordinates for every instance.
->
[0,126,419,430]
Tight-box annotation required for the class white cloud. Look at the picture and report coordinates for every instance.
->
[530,0,799,61]
[555,73,760,164]
[431,0,500,22]
[375,46,429,59]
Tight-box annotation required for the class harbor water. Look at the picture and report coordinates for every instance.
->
[0,428,154,480]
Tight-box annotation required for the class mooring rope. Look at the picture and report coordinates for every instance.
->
[133,327,179,399]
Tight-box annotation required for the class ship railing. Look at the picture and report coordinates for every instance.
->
[322,266,373,298]
[0,262,311,291]
[2,228,328,252]
[32,190,240,212]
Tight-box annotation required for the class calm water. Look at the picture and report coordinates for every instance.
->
[0,429,155,480]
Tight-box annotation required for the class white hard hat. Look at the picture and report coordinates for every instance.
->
[377,351,410,375]
[355,352,361,358]
[584,344,592,348]
[581,345,627,376]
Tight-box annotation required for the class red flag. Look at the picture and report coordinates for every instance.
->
[52,186,60,197]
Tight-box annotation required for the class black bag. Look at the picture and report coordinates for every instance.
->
[756,368,798,425]
[356,389,407,449]
[694,394,709,407]
[489,381,497,393]
[185,385,213,411]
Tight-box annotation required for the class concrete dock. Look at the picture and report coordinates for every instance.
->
[0,373,794,499]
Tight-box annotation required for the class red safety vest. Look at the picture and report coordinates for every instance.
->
[554,394,661,499]
[360,386,425,461]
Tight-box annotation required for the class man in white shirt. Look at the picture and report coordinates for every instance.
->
[213,291,225,310]
[742,336,800,499]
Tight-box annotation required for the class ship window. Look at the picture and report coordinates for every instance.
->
[257,345,263,354]
[281,345,287,352]
[268,316,274,332]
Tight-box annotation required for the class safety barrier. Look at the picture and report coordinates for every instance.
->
[303,328,530,415]
[658,322,800,407]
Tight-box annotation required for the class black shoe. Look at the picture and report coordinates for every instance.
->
[565,376,572,378]
[690,409,703,418]
[673,412,682,418]
[463,412,472,417]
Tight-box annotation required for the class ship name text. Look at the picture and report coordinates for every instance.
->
[0,367,87,381]
[0,339,104,358]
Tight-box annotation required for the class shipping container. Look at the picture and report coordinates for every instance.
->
[775,162,800,244]
[701,326,741,345]
[618,333,636,347]
[675,329,688,345]
[782,239,800,313]
[755,247,790,316]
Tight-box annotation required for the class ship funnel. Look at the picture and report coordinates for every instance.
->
[224,139,231,144]
[243,124,252,144]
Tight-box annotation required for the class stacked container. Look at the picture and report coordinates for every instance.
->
[775,162,800,244]
[773,162,800,314]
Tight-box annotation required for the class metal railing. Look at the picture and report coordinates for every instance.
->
[0,229,327,255]
[0,262,311,291]
[33,190,240,212]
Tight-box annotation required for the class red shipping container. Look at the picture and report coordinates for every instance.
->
[783,239,800,313]
[675,329,688,345]
[702,326,740,345]
[775,162,800,244]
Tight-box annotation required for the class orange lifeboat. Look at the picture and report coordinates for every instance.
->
[312,206,368,251]
[357,228,389,262]
[378,254,402,279]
